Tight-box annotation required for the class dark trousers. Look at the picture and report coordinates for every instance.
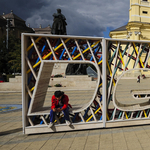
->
[50,106,70,123]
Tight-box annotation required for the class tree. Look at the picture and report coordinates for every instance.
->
[0,35,21,74]
[8,35,21,73]
[0,36,8,73]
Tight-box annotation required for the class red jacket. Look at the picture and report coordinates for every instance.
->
[51,94,69,110]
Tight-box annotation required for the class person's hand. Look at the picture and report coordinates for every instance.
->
[53,108,56,112]
[56,108,63,112]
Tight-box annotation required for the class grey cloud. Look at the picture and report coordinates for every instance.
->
[0,0,49,19]
[0,0,130,37]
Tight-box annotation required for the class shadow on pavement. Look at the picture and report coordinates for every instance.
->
[0,128,22,136]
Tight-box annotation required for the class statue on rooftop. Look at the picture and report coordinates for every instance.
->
[51,9,67,35]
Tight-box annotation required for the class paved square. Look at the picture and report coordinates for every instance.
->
[1,91,150,150]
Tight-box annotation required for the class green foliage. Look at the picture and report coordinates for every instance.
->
[54,74,63,78]
[0,36,8,73]
[8,35,21,73]
[54,84,62,87]
[0,35,21,74]
[6,74,15,82]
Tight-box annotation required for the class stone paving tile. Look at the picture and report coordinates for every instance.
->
[69,137,87,149]
[84,131,100,150]
[25,141,48,150]
[11,135,40,150]
[0,134,27,150]
[55,133,77,150]
[127,144,143,150]
[0,122,19,133]
[40,138,62,150]
[68,131,89,150]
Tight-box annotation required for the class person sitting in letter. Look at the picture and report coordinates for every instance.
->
[48,90,71,128]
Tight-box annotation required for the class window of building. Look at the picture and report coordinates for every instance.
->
[143,0,148,1]
[143,11,148,14]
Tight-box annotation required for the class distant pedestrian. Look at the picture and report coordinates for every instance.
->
[137,75,140,83]
[142,74,146,79]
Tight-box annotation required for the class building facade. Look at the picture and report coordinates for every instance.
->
[0,10,52,39]
[33,24,51,34]
[0,16,7,38]
[110,0,150,40]
[1,10,34,39]
[109,0,150,76]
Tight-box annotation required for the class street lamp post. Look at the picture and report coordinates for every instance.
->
[6,19,12,50]
[6,19,12,75]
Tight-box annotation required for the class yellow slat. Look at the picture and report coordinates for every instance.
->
[99,83,102,88]
[98,60,102,65]
[86,107,101,122]
[54,114,64,123]
[143,110,147,118]
[106,113,110,121]
[106,60,115,86]
[116,42,125,66]
[133,42,144,68]
[106,60,112,76]
[26,37,42,52]
[30,87,35,92]
[73,41,100,60]
[124,112,128,119]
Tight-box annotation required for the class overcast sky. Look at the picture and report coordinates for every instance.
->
[0,0,130,37]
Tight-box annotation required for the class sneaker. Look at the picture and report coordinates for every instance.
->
[65,120,71,126]
[48,122,54,128]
